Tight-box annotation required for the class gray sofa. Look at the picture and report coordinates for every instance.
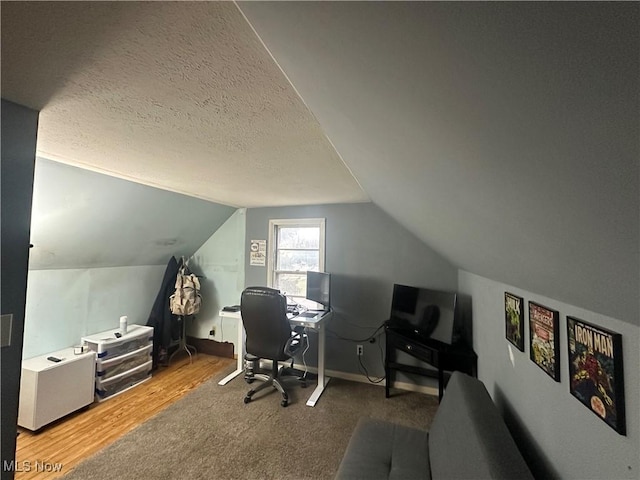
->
[335,371,534,480]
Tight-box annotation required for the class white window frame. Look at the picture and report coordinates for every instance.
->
[267,218,326,299]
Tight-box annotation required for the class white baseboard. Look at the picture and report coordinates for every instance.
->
[292,362,440,398]
[255,359,439,398]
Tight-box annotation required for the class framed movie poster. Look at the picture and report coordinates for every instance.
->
[529,302,560,381]
[505,292,524,351]
[567,316,625,435]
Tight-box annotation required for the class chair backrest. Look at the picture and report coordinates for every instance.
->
[241,286,294,361]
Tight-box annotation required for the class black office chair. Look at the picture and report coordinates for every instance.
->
[240,286,308,407]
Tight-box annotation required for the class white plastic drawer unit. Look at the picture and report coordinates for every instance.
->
[96,344,152,380]
[95,360,152,401]
[82,324,153,401]
[81,324,153,361]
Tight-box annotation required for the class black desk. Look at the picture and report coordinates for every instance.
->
[385,326,477,401]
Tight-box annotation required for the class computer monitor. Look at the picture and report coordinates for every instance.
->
[306,271,331,311]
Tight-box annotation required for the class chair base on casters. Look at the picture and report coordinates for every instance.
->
[242,357,305,407]
[244,353,260,384]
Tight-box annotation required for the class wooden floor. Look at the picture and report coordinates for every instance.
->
[14,353,235,480]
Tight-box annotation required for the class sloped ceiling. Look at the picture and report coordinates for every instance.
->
[1,1,367,208]
[29,158,236,269]
[1,2,638,325]
[238,1,639,326]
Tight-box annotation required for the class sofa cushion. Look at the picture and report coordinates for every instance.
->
[428,372,533,479]
[335,417,431,480]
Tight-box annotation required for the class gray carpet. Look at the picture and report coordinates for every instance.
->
[63,367,439,479]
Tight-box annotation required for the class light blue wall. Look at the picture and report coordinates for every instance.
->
[459,270,639,480]
[30,158,236,270]
[23,204,247,360]
[23,265,166,358]
[245,202,458,377]
[23,158,237,358]
[188,208,246,344]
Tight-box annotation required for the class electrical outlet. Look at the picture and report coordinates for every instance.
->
[209,326,216,337]
[356,344,363,356]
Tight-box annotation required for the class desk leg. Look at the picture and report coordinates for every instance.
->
[218,316,246,386]
[385,336,392,398]
[306,323,330,407]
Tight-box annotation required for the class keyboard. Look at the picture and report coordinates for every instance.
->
[296,311,318,318]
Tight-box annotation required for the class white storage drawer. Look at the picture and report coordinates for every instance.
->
[82,325,153,361]
[95,360,152,401]
[96,344,152,380]
[18,348,96,430]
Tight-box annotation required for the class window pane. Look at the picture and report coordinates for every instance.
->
[277,250,319,272]
[276,273,306,297]
[278,227,320,249]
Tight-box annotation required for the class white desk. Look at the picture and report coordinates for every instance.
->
[217,309,244,386]
[217,308,332,407]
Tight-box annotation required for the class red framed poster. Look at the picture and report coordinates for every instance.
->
[567,316,625,435]
[529,302,560,381]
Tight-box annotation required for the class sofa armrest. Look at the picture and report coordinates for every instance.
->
[428,372,533,480]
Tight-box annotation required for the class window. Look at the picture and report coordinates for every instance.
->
[267,218,325,305]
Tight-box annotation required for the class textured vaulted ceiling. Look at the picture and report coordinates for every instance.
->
[2,2,638,326]
[1,1,367,208]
